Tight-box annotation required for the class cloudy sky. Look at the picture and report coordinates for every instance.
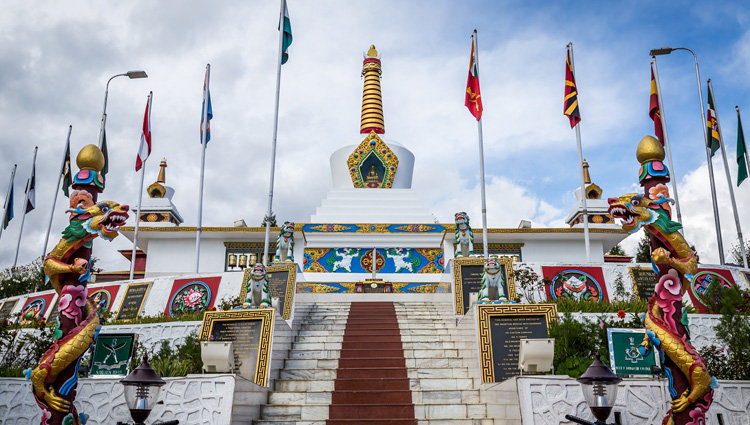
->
[1,0,750,271]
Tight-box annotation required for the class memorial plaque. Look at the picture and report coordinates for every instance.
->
[0,299,18,321]
[607,328,657,376]
[453,257,516,316]
[200,309,275,387]
[114,282,152,321]
[240,264,296,320]
[90,333,137,377]
[475,304,557,383]
[46,298,59,327]
[629,267,657,301]
[742,271,750,286]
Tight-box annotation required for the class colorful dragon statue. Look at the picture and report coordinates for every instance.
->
[607,135,714,425]
[274,221,295,263]
[478,256,507,302]
[454,212,474,258]
[243,263,272,307]
[28,145,129,425]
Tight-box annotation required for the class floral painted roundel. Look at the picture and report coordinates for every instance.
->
[168,281,211,317]
[549,270,604,302]
[690,271,734,310]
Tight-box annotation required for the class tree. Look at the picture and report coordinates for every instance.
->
[607,244,626,256]
[260,212,277,228]
[635,233,651,263]
[0,258,47,299]
[729,239,750,267]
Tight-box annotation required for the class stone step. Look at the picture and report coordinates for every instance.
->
[295,334,458,343]
[335,377,410,391]
[332,389,413,404]
[268,391,332,405]
[329,403,416,420]
[288,348,459,360]
[413,403,487,420]
[260,404,328,421]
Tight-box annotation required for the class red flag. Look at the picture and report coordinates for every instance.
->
[649,66,664,144]
[465,33,483,120]
[136,93,152,172]
[563,47,581,128]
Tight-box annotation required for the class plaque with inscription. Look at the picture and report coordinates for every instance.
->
[200,309,275,386]
[240,264,296,320]
[453,257,516,316]
[90,333,137,377]
[46,298,59,327]
[0,299,18,321]
[114,282,152,321]
[629,267,657,301]
[475,304,557,383]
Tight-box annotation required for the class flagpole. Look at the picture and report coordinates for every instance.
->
[709,80,748,268]
[263,0,287,267]
[567,43,591,263]
[14,146,37,267]
[651,58,683,226]
[131,92,152,280]
[0,164,17,242]
[472,30,489,260]
[42,126,71,261]
[196,64,210,274]
[738,106,750,183]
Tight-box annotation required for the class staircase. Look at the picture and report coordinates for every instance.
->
[255,300,494,425]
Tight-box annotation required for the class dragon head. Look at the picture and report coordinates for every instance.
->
[82,201,130,241]
[607,194,657,233]
[250,263,267,281]
[484,256,501,274]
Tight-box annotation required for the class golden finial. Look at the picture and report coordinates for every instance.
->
[361,44,385,134]
[636,135,665,164]
[76,144,105,172]
[157,158,167,183]
[583,159,591,184]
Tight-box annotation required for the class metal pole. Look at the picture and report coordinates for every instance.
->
[14,146,37,267]
[678,48,725,264]
[42,126,71,261]
[651,58,683,226]
[473,31,489,260]
[372,248,377,279]
[263,0,287,267]
[0,164,17,242]
[195,64,211,273]
[568,43,591,262]
[131,93,152,280]
[98,74,125,149]
[709,80,748,268]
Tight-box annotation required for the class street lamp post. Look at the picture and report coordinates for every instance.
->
[649,47,725,264]
[98,70,148,149]
[565,352,622,425]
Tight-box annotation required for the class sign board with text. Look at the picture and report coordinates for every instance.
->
[90,333,137,377]
[629,267,657,301]
[199,309,275,387]
[607,328,658,376]
[114,282,152,321]
[475,303,557,383]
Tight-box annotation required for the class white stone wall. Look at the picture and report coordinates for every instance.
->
[516,375,750,425]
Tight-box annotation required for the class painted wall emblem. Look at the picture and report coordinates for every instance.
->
[90,289,113,312]
[360,249,386,272]
[690,270,735,311]
[168,281,211,316]
[19,298,46,324]
[549,270,603,301]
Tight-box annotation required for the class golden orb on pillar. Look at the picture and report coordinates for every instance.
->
[635,135,665,165]
[76,144,105,172]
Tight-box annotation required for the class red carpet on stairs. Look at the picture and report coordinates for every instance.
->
[327,302,417,425]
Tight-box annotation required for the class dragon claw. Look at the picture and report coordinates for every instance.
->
[46,386,70,412]
[670,389,691,413]
[651,247,672,265]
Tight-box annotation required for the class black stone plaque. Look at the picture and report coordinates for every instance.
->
[456,262,483,315]
[210,319,263,380]
[200,309,275,386]
[489,314,548,381]
[267,270,290,317]
[475,304,557,383]
[742,271,750,286]
[363,281,385,293]
[629,267,657,301]
[46,298,59,327]
[0,299,18,321]
[115,282,151,321]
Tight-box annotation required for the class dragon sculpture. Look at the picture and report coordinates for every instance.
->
[608,135,714,425]
[274,221,295,263]
[243,263,272,308]
[478,256,507,302]
[454,212,474,258]
[28,145,129,425]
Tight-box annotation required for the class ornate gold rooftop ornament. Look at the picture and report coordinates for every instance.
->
[361,44,385,135]
[147,158,167,198]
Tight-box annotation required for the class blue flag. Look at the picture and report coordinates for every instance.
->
[3,182,13,230]
[201,90,212,144]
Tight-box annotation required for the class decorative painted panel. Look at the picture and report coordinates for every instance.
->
[302,223,446,233]
[303,248,443,273]
[542,266,609,302]
[687,268,736,313]
[164,277,222,317]
[296,281,449,294]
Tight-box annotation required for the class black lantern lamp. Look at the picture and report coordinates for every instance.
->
[120,354,166,424]
[565,352,622,425]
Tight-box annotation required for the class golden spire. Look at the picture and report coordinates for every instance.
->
[583,159,591,184]
[360,45,385,134]
[157,158,167,183]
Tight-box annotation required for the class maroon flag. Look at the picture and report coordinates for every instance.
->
[650,66,664,143]
[465,32,483,120]
[563,47,581,128]
[136,93,152,171]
